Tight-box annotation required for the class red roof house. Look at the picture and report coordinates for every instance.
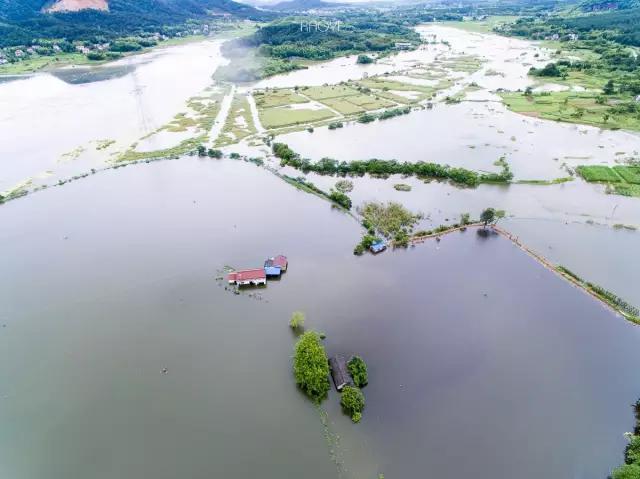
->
[227,268,267,286]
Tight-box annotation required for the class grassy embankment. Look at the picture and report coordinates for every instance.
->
[576,165,640,197]
[556,265,640,324]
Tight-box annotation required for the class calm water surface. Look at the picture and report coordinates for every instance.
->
[1,158,639,478]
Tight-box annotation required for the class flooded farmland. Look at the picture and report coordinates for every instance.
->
[2,158,640,479]
[1,21,640,479]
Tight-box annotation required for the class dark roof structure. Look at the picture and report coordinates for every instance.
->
[329,355,352,392]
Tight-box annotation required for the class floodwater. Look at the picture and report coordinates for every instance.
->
[2,22,640,479]
[0,39,226,191]
[1,158,639,479]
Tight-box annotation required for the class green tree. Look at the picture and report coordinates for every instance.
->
[357,54,374,64]
[289,311,305,330]
[340,386,365,422]
[460,212,471,225]
[207,148,223,159]
[626,435,640,464]
[293,331,330,402]
[347,356,368,387]
[197,145,206,157]
[611,464,640,479]
[480,207,496,227]
[604,79,616,95]
[329,190,352,209]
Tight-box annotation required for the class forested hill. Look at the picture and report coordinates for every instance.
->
[578,0,640,11]
[0,0,272,47]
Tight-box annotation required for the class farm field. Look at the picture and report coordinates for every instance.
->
[577,165,640,197]
[501,92,640,131]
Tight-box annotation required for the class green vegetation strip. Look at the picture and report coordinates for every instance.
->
[272,142,513,187]
[556,266,640,324]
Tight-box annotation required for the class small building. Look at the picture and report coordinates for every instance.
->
[227,268,266,286]
[263,263,281,277]
[329,356,352,391]
[394,42,412,50]
[14,49,24,58]
[370,241,387,254]
[272,255,288,271]
[635,95,640,103]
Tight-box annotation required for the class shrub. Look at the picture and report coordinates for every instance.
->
[294,331,330,402]
[290,311,305,330]
[329,190,352,209]
[356,54,374,64]
[335,179,354,193]
[347,356,368,387]
[340,386,365,422]
[207,149,223,159]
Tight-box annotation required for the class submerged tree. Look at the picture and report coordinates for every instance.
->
[340,386,365,423]
[293,331,330,402]
[347,356,368,388]
[289,311,305,330]
[480,208,496,227]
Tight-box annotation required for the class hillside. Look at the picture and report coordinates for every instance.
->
[45,0,109,13]
[0,0,271,47]
[269,0,345,11]
[579,0,640,10]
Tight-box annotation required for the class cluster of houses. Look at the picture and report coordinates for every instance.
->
[0,23,219,66]
[227,255,288,287]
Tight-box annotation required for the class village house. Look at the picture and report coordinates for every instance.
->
[14,49,24,58]
[53,44,61,52]
[227,268,267,286]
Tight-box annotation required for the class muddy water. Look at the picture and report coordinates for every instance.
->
[1,158,639,479]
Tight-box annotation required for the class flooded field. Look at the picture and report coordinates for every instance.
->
[1,158,640,479]
[0,39,227,191]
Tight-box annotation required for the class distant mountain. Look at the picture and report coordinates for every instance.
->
[269,0,346,11]
[0,0,272,47]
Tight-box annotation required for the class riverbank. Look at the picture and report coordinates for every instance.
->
[0,24,255,76]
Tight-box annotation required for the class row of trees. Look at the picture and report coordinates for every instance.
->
[272,143,513,187]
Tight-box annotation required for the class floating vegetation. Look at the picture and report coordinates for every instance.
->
[95,139,115,150]
[335,179,354,193]
[393,183,412,191]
